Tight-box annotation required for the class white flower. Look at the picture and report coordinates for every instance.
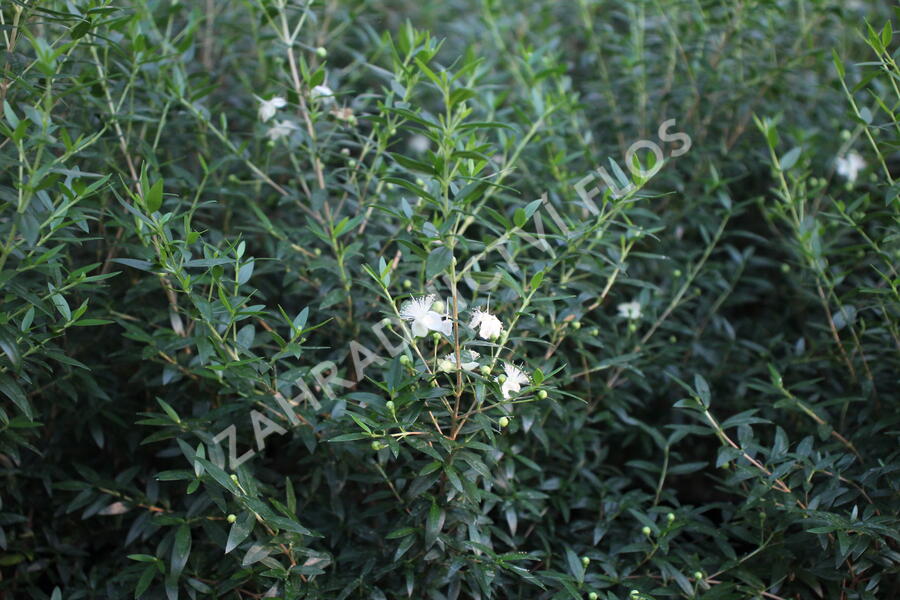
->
[836,151,865,183]
[617,301,642,320]
[498,362,529,399]
[257,96,287,122]
[437,350,480,373]
[311,84,335,104]
[400,294,452,338]
[410,134,430,154]
[266,119,298,141]
[469,308,503,340]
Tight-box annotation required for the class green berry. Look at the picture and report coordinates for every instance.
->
[537,390,548,400]
[226,513,237,523]
[498,416,509,428]
[641,526,652,536]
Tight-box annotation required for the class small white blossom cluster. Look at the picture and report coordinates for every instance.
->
[398,296,532,400]
[836,151,865,183]
[256,96,298,141]
[257,83,346,141]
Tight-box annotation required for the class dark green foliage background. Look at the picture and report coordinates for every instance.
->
[1,0,898,598]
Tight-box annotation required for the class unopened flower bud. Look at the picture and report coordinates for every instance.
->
[673,269,682,277]
[230,474,239,483]
[537,390,548,400]
[498,416,509,428]
[403,279,412,289]
[571,320,581,330]
[385,400,395,412]
[480,365,491,376]
[371,440,385,451]
[226,513,237,523]
[399,355,412,366]
[590,327,599,336]
[581,556,590,567]
[693,571,703,581]
[432,332,441,343]
[316,46,327,58]
[641,526,652,536]
[431,300,445,313]
[497,374,507,384]
[314,247,322,256]
[667,512,675,522]
[589,593,599,600]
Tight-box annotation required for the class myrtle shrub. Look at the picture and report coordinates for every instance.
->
[0,1,898,599]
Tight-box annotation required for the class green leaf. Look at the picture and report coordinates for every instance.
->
[170,523,191,578]
[513,208,527,228]
[144,180,164,213]
[50,293,71,321]
[693,373,711,408]
[426,246,453,280]
[225,512,254,553]
[0,328,21,369]
[156,398,181,424]
[832,48,845,78]
[135,565,156,598]
[0,374,32,420]
[780,147,801,170]
[425,501,443,549]
[565,547,585,584]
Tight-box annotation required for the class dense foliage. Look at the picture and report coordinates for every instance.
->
[1,0,898,598]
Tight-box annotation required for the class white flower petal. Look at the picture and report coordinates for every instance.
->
[258,96,287,122]
[469,308,503,340]
[411,320,428,338]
